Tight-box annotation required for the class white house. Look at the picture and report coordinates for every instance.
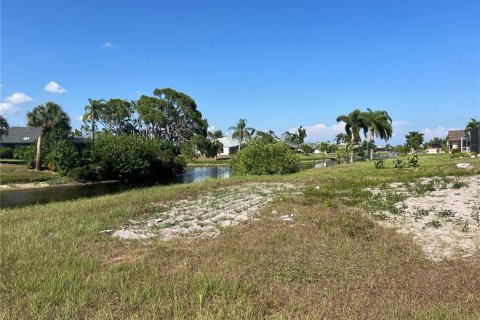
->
[217,137,240,156]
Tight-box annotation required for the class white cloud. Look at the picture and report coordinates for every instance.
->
[0,102,20,116]
[100,41,118,49]
[75,114,84,122]
[0,92,33,116]
[421,126,458,141]
[5,92,32,104]
[44,81,67,94]
[289,122,346,142]
[208,125,216,132]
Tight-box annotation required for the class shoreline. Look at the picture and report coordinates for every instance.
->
[0,179,120,192]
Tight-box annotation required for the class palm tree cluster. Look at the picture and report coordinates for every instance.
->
[336,108,393,162]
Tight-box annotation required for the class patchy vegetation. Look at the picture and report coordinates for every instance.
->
[1,155,480,318]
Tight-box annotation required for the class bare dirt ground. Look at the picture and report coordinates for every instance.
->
[369,175,480,261]
[112,183,297,240]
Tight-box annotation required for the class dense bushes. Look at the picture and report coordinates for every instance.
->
[44,140,79,173]
[0,146,13,159]
[231,139,300,175]
[13,145,37,167]
[89,134,185,180]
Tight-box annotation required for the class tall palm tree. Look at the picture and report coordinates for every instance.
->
[405,131,424,153]
[229,119,255,150]
[464,118,479,135]
[27,102,71,170]
[83,98,106,141]
[336,109,369,162]
[0,116,9,141]
[364,108,393,160]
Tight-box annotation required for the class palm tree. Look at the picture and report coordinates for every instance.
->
[405,131,424,153]
[83,98,106,141]
[0,116,9,141]
[229,119,255,150]
[464,118,479,135]
[27,102,71,170]
[336,109,369,162]
[364,109,393,160]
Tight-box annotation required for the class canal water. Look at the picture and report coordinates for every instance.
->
[0,161,334,208]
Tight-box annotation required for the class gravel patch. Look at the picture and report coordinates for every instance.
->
[369,175,480,261]
[112,183,296,241]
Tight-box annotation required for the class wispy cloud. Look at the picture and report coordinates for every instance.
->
[100,41,118,49]
[44,81,67,94]
[0,92,33,116]
[421,126,459,140]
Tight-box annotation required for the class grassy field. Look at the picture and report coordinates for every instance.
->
[1,155,479,319]
[0,163,71,185]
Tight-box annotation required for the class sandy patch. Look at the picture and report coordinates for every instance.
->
[369,175,480,261]
[112,183,297,241]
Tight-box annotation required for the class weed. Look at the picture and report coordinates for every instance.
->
[451,181,467,189]
[437,209,455,219]
[425,219,442,229]
[413,208,430,221]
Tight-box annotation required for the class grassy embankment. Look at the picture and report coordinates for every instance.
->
[0,163,71,185]
[1,155,479,319]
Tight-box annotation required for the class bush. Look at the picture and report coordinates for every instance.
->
[0,146,13,159]
[374,158,384,169]
[393,158,405,169]
[407,154,419,168]
[45,140,79,173]
[13,145,37,168]
[91,133,185,180]
[231,139,300,175]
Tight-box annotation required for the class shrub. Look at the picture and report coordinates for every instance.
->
[374,158,384,169]
[45,140,79,173]
[0,146,13,159]
[393,158,405,169]
[231,139,300,175]
[13,145,37,168]
[407,154,419,168]
[91,133,185,180]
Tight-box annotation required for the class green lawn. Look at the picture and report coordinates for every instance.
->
[1,154,479,319]
[0,163,70,185]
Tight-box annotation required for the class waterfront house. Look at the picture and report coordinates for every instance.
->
[447,130,470,153]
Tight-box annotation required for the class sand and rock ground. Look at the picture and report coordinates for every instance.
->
[368,175,480,261]
[112,183,298,240]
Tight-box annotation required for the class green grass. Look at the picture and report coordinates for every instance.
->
[1,154,479,319]
[0,163,72,185]
[0,158,26,164]
[188,156,231,166]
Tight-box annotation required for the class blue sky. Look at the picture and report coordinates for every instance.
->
[1,0,479,145]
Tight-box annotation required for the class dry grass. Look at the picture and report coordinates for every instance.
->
[1,155,480,319]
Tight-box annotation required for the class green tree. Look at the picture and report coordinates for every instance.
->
[208,130,224,139]
[464,118,479,135]
[82,98,106,140]
[336,109,369,162]
[335,133,349,144]
[229,119,255,150]
[100,99,134,134]
[136,88,208,145]
[0,116,9,140]
[405,131,424,153]
[363,109,393,160]
[282,126,307,144]
[27,102,71,170]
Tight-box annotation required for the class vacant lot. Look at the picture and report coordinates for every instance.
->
[1,155,479,319]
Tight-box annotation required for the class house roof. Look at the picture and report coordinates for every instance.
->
[447,130,465,141]
[217,136,240,148]
[0,127,42,144]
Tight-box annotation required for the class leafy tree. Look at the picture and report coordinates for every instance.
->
[136,88,208,145]
[336,109,369,162]
[0,116,9,140]
[363,109,393,160]
[405,131,424,153]
[99,99,134,134]
[27,102,71,170]
[464,118,479,135]
[82,98,106,140]
[208,130,224,139]
[335,133,349,144]
[229,119,255,150]
[255,130,279,143]
[317,141,330,153]
[282,126,307,144]
[44,140,79,173]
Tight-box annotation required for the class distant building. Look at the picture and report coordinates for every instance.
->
[0,127,86,149]
[217,137,240,156]
[0,127,43,149]
[425,147,442,154]
[447,130,470,153]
